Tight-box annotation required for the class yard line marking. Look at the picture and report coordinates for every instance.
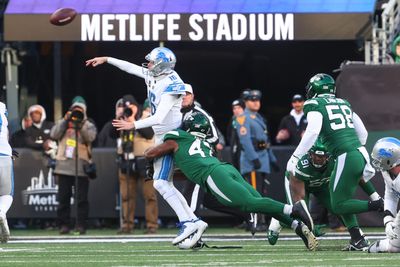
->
[8,234,387,244]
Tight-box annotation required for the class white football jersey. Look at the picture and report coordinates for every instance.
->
[382,171,400,215]
[145,71,185,134]
[0,102,12,156]
[107,58,185,135]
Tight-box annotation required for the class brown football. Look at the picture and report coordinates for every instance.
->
[49,8,77,26]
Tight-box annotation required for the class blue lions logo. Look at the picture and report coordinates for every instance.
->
[378,148,392,158]
[157,52,169,62]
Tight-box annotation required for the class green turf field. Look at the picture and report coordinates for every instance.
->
[0,228,396,266]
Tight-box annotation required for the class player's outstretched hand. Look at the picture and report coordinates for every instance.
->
[85,57,108,67]
[112,119,135,131]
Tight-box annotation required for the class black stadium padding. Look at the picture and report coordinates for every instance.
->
[337,64,400,132]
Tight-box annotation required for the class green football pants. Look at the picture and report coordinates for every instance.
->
[329,150,369,228]
[204,164,293,226]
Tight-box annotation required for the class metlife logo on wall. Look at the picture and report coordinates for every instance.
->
[80,13,294,41]
[21,169,59,213]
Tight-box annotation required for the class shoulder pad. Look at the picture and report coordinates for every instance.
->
[236,115,246,125]
[303,99,320,115]
[304,99,319,106]
[164,130,180,141]
[164,83,186,95]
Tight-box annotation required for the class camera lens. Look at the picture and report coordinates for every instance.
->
[123,107,133,117]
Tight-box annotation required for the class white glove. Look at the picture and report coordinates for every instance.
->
[385,221,398,239]
[286,155,299,176]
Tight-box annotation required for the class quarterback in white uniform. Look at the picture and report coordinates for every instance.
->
[368,137,400,253]
[86,47,207,247]
[0,102,14,243]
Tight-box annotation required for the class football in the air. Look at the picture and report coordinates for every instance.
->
[49,8,77,26]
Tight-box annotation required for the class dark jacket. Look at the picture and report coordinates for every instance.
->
[277,113,307,145]
[96,121,117,147]
[25,121,55,150]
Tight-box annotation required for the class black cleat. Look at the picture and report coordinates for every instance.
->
[342,236,369,251]
[291,200,314,231]
[295,223,318,251]
[368,198,384,212]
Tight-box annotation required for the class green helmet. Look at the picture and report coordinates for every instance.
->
[309,138,329,168]
[305,73,336,99]
[181,111,210,139]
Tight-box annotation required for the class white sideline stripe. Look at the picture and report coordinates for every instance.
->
[8,235,387,244]
[284,178,293,205]
[333,153,346,191]
[206,175,232,203]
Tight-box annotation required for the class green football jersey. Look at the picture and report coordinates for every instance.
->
[289,154,334,192]
[303,96,361,157]
[164,129,223,187]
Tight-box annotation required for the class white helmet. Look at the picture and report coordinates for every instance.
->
[142,47,176,76]
[371,137,400,171]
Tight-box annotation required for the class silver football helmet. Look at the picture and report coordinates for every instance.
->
[371,137,400,171]
[142,47,176,76]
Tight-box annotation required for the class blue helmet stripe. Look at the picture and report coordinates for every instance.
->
[381,137,400,146]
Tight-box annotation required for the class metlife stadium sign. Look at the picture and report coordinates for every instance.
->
[4,0,375,41]
[81,14,294,41]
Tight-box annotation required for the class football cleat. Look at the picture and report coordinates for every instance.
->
[172,221,198,245]
[295,223,318,251]
[177,219,208,249]
[191,219,208,247]
[291,200,314,231]
[0,212,10,243]
[267,230,280,245]
[249,213,257,236]
[342,236,369,251]
[368,239,389,253]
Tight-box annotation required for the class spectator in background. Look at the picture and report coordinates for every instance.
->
[181,84,222,152]
[142,99,151,118]
[226,99,245,170]
[390,35,400,63]
[10,115,32,148]
[276,94,307,145]
[111,95,158,234]
[25,105,54,151]
[236,90,279,196]
[96,99,124,147]
[51,96,97,235]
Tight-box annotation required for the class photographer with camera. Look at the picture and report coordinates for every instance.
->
[50,96,97,235]
[111,95,158,234]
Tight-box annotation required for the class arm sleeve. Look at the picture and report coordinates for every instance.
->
[80,120,97,143]
[134,94,178,130]
[50,119,68,140]
[352,112,368,145]
[278,116,288,131]
[216,127,225,146]
[107,57,146,79]
[292,111,322,158]
[137,127,154,139]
